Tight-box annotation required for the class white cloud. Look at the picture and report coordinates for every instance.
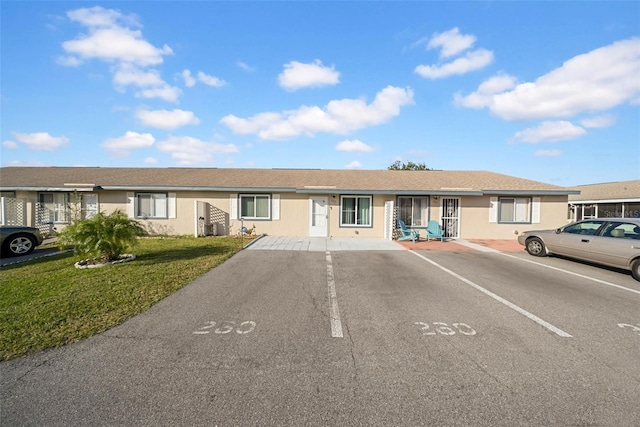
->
[56,56,83,67]
[135,85,182,102]
[12,132,69,150]
[335,139,374,153]
[221,86,414,140]
[456,38,640,120]
[278,60,340,91]
[454,73,518,108]
[535,149,563,157]
[144,157,158,164]
[62,5,170,65]
[237,61,255,72]
[113,64,164,88]
[156,136,239,165]
[197,71,227,87]
[3,160,49,167]
[344,160,362,170]
[414,28,492,79]
[581,114,616,129]
[66,6,139,29]
[60,6,176,102]
[2,140,18,149]
[510,121,586,143]
[415,48,494,79]
[427,27,476,58]
[62,26,172,67]
[136,109,200,130]
[102,131,155,155]
[180,69,196,87]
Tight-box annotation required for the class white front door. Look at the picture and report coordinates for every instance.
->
[309,197,328,237]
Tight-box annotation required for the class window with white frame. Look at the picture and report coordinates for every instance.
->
[38,193,69,223]
[341,196,372,226]
[398,196,428,227]
[136,193,168,219]
[499,197,530,223]
[240,194,271,220]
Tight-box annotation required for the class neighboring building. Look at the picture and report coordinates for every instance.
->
[0,167,578,240]
[568,180,640,221]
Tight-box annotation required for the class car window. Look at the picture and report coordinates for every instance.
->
[563,221,604,236]
[603,222,640,239]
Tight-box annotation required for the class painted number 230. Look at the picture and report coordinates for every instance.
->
[193,321,256,335]
[415,322,476,336]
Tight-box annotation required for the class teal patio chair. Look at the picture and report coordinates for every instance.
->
[426,220,445,242]
[397,220,419,242]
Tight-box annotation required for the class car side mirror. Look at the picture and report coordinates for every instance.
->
[555,228,562,234]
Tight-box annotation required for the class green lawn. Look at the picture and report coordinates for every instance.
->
[0,237,247,361]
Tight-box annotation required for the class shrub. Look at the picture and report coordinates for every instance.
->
[58,210,147,261]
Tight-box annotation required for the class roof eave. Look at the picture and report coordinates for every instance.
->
[484,190,579,196]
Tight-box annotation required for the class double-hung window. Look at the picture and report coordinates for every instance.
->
[240,194,271,220]
[499,197,530,223]
[136,193,167,219]
[341,196,372,226]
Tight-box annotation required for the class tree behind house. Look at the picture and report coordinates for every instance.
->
[388,161,432,170]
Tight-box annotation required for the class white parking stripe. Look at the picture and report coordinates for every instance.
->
[409,251,573,338]
[500,253,640,296]
[326,251,343,338]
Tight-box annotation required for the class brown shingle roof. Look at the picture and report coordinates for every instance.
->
[0,166,574,195]
[568,180,640,202]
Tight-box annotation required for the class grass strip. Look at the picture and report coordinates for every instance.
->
[0,237,245,361]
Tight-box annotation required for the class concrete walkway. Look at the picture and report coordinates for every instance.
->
[246,235,405,251]
[246,235,525,253]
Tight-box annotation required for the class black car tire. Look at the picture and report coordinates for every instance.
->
[525,237,546,257]
[631,259,640,282]
[2,233,37,257]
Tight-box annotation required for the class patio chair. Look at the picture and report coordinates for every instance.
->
[397,220,419,242]
[426,220,445,242]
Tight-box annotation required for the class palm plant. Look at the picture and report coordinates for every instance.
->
[58,210,147,262]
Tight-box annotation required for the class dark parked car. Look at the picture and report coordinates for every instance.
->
[0,225,44,257]
[518,218,640,281]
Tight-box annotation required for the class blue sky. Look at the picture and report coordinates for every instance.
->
[1,1,639,187]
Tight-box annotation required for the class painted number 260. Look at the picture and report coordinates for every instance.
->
[193,321,256,335]
[415,322,476,336]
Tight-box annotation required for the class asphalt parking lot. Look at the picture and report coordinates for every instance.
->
[2,243,639,426]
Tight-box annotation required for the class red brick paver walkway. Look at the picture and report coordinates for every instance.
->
[397,238,524,252]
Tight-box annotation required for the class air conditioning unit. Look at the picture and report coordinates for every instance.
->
[204,223,218,236]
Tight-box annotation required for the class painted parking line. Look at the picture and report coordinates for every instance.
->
[500,253,640,296]
[409,250,573,338]
[326,251,343,338]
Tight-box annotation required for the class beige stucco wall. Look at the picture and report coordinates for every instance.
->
[12,190,570,240]
[434,195,570,240]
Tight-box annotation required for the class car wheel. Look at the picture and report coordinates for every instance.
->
[631,259,640,282]
[525,237,546,257]
[2,234,37,257]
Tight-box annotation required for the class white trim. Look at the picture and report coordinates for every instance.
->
[272,194,280,220]
[384,200,394,240]
[126,192,134,218]
[230,193,238,220]
[532,197,540,223]
[489,197,498,223]
[194,200,199,237]
[168,193,176,219]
